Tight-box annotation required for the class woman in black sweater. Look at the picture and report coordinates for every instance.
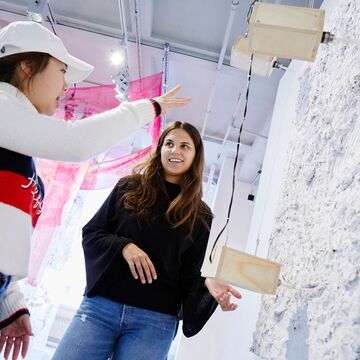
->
[53,121,241,360]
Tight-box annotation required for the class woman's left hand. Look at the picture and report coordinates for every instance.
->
[204,278,241,311]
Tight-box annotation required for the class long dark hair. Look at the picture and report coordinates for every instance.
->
[0,52,50,91]
[119,121,213,234]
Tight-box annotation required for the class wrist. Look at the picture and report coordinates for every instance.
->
[122,242,133,256]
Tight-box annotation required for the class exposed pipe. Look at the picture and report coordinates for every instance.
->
[117,0,129,61]
[216,125,232,160]
[204,163,217,204]
[200,0,240,137]
[133,0,143,82]
[46,2,57,34]
[161,42,170,129]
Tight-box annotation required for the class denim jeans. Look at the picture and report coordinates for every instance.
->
[0,273,11,304]
[52,296,178,360]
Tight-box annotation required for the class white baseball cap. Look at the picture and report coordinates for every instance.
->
[0,21,94,83]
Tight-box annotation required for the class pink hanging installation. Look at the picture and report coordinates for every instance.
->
[81,73,162,190]
[28,73,162,284]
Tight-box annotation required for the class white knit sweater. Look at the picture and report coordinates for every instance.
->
[0,82,156,327]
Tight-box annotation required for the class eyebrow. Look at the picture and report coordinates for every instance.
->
[165,139,192,146]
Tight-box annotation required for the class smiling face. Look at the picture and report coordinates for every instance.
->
[160,128,196,184]
[21,57,68,115]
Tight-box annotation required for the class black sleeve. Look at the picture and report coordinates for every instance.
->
[82,186,133,294]
[180,215,218,337]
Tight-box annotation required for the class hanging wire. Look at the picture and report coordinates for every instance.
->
[209,53,254,263]
[246,0,258,24]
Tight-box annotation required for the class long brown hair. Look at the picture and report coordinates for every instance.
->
[0,52,50,91]
[119,121,213,234]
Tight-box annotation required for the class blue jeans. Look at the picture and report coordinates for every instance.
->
[0,273,11,304]
[52,296,178,360]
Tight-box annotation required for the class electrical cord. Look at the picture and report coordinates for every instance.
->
[209,53,254,263]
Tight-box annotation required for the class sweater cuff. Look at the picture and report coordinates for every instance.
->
[149,99,162,117]
[0,280,29,328]
[118,238,135,255]
[0,308,30,329]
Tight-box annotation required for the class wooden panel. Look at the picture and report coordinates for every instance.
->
[202,246,281,294]
[230,36,276,77]
[248,3,325,61]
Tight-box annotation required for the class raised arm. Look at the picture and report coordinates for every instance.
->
[0,85,190,162]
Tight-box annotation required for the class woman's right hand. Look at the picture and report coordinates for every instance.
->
[122,243,157,284]
[153,85,191,115]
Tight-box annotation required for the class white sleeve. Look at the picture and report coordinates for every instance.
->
[0,203,32,278]
[0,280,28,328]
[0,98,155,162]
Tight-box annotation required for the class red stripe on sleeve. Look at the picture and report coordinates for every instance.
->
[0,170,41,227]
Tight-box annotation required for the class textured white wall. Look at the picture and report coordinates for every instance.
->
[177,157,257,360]
[252,1,360,359]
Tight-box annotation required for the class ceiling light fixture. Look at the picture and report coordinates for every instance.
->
[111,66,129,101]
[27,0,49,23]
[110,49,126,67]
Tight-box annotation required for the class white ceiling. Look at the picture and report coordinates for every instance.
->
[0,0,323,183]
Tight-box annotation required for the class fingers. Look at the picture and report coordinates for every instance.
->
[21,335,30,359]
[161,97,192,105]
[217,290,239,312]
[0,336,28,360]
[0,333,6,353]
[12,337,21,360]
[135,260,146,284]
[128,261,139,280]
[227,286,242,299]
[4,336,14,360]
[126,251,157,284]
[163,84,181,97]
[147,258,157,281]
[134,256,157,284]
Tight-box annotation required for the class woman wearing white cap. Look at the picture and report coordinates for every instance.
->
[0,20,190,359]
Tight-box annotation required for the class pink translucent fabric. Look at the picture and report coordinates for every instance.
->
[81,73,162,190]
[28,73,162,283]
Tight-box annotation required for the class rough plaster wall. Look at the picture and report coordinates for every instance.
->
[252,1,360,359]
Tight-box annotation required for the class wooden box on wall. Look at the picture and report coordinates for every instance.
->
[202,245,281,294]
[248,2,325,61]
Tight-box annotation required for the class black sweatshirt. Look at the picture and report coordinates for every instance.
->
[82,178,218,334]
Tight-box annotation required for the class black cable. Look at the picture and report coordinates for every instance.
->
[209,53,254,263]
[246,0,258,24]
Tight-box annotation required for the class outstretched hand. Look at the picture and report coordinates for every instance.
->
[153,85,191,115]
[205,278,242,311]
[122,243,157,284]
[0,314,32,360]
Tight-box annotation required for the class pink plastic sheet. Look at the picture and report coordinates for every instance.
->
[27,73,162,283]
